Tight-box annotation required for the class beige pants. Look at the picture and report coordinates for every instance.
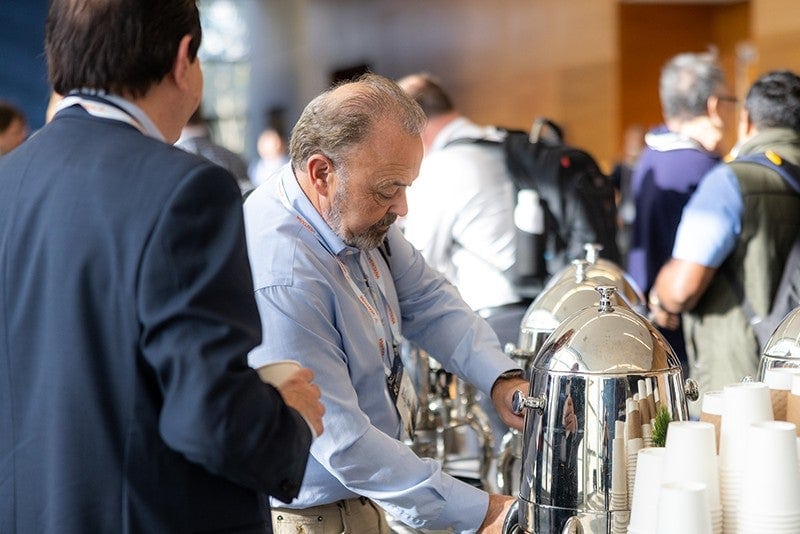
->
[272,497,391,534]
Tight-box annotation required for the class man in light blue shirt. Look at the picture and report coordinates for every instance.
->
[244,73,527,533]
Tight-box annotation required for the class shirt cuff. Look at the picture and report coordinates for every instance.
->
[436,475,490,532]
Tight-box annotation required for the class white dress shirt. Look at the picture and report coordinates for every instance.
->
[403,117,520,310]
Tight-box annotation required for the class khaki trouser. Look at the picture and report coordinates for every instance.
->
[272,497,391,534]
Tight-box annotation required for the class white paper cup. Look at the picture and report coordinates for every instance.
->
[765,368,800,421]
[611,436,627,497]
[719,382,773,470]
[256,359,302,387]
[788,375,800,435]
[627,447,665,534]
[655,481,712,534]
[662,421,721,511]
[740,421,800,515]
[699,390,723,453]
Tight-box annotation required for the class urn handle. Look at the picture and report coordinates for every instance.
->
[684,377,700,402]
[512,389,545,415]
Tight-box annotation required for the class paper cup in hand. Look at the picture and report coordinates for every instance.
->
[257,360,302,387]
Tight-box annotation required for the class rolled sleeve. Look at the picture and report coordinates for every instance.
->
[672,164,742,268]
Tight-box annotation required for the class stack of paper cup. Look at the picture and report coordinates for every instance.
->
[739,421,800,533]
[718,382,774,533]
[627,447,665,534]
[699,390,723,453]
[641,423,653,448]
[764,367,799,421]
[626,437,644,506]
[787,374,800,435]
[655,481,712,534]
[662,421,722,534]
[610,437,629,533]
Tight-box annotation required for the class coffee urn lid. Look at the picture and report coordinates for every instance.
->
[762,306,800,358]
[520,259,629,332]
[533,286,678,374]
[545,244,646,313]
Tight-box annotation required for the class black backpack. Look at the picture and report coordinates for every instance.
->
[727,151,800,348]
[446,118,620,298]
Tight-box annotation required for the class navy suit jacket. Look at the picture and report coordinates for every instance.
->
[0,103,311,533]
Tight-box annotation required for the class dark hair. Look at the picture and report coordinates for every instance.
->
[745,70,800,132]
[46,0,202,98]
[396,72,455,118]
[0,101,25,133]
[290,73,426,171]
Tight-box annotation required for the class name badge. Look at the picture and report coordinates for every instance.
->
[386,344,418,440]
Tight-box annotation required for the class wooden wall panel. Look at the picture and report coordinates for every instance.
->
[251,0,800,168]
[751,0,800,77]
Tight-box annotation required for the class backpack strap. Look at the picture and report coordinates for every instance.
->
[723,151,800,347]
[734,150,800,193]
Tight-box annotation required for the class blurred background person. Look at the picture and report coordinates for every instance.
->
[627,51,735,371]
[176,107,253,194]
[0,100,28,156]
[609,123,645,261]
[398,72,525,348]
[650,69,800,398]
[248,126,289,187]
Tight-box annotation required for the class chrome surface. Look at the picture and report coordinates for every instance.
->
[512,390,546,415]
[684,377,700,402]
[757,306,800,380]
[514,286,690,534]
[543,243,646,315]
[404,346,495,490]
[502,499,521,534]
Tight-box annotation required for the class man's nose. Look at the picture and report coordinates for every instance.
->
[391,190,409,218]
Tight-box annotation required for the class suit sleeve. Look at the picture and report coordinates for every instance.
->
[136,162,311,502]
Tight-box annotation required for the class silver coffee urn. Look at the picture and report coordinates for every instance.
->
[503,286,698,534]
[757,305,800,379]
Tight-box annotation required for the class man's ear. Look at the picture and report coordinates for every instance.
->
[707,94,724,127]
[307,154,334,197]
[737,108,755,141]
[172,35,195,91]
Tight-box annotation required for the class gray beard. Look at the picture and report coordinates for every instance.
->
[326,186,396,250]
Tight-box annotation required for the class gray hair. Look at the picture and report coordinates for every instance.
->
[659,52,725,120]
[289,73,426,171]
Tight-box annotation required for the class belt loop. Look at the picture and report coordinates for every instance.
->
[359,496,368,505]
[338,498,351,515]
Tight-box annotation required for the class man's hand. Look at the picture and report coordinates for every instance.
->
[649,305,680,330]
[478,494,515,533]
[491,375,529,431]
[277,367,325,437]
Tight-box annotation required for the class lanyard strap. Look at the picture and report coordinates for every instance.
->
[276,175,401,372]
[54,95,149,137]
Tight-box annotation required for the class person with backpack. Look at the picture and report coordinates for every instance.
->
[397,72,527,348]
[649,70,800,404]
[627,51,735,373]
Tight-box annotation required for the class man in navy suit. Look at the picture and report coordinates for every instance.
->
[0,0,324,532]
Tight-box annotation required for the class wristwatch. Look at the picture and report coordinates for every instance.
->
[648,289,665,311]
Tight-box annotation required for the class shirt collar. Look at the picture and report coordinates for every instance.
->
[279,164,355,258]
[60,90,165,142]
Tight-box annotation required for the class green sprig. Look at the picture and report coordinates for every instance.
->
[651,404,671,447]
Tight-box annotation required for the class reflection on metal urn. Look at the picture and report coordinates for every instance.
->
[504,286,698,534]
